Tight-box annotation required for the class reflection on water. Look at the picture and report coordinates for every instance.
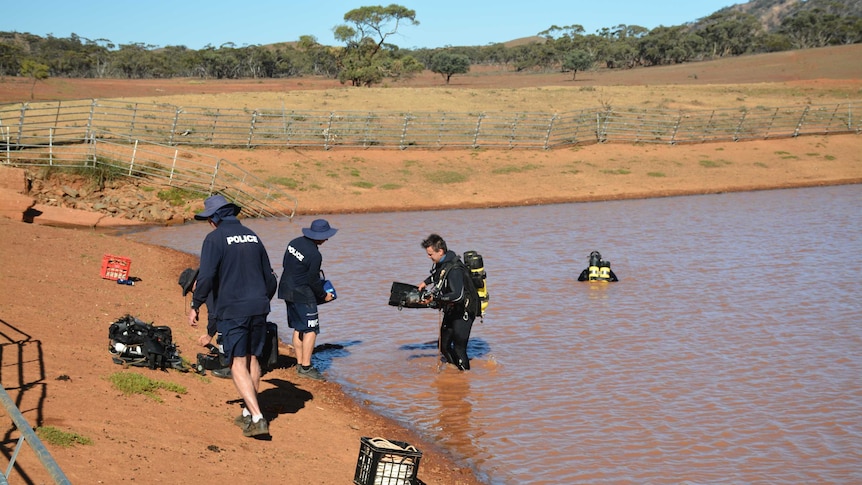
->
[130,185,862,485]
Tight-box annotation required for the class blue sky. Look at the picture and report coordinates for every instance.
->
[4,1,739,50]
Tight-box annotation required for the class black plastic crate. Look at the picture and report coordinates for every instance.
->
[354,437,422,485]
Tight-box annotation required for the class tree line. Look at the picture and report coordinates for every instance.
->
[1,1,860,88]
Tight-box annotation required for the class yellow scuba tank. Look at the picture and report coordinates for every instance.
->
[599,261,612,281]
[587,250,601,281]
[463,250,489,316]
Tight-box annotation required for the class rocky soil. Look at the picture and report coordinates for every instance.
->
[25,169,191,224]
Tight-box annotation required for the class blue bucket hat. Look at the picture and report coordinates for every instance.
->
[302,219,338,240]
[194,195,241,221]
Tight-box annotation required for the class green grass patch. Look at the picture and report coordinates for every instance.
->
[600,168,631,175]
[754,162,768,168]
[108,371,187,402]
[824,155,836,161]
[157,187,205,206]
[699,159,731,168]
[646,172,666,177]
[380,183,402,190]
[491,163,540,175]
[267,176,300,189]
[426,171,467,184]
[351,181,374,189]
[36,426,92,447]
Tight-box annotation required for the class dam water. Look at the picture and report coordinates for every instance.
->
[128,184,862,484]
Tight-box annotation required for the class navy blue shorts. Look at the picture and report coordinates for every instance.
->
[286,301,320,334]
[217,314,267,361]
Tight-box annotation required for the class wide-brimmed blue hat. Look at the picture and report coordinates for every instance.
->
[194,194,241,220]
[302,219,338,240]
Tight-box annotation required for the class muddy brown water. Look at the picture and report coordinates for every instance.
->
[129,185,862,484]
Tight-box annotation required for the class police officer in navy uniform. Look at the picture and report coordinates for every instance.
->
[278,219,337,381]
[188,195,277,438]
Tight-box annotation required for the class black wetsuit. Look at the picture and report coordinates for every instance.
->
[424,251,480,370]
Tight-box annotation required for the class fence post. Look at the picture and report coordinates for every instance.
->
[509,114,519,149]
[129,139,138,176]
[169,108,181,146]
[247,111,258,148]
[49,128,54,166]
[87,99,96,141]
[596,109,611,143]
[765,107,779,138]
[363,112,374,147]
[734,110,748,141]
[472,113,485,149]
[324,112,335,150]
[793,106,809,137]
[826,103,841,134]
[704,110,716,142]
[54,101,61,133]
[130,102,138,139]
[89,133,97,167]
[400,114,411,150]
[544,114,557,150]
[3,126,9,164]
[437,113,446,148]
[170,149,178,186]
[17,103,26,145]
[210,159,223,195]
[671,112,683,144]
[284,110,293,146]
[210,108,220,144]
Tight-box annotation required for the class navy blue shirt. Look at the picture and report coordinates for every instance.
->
[278,235,326,304]
[193,218,276,320]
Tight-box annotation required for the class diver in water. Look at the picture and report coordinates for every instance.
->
[578,251,619,282]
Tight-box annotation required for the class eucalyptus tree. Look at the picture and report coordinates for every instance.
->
[697,10,764,57]
[428,51,470,83]
[20,59,49,99]
[561,49,593,79]
[332,4,423,86]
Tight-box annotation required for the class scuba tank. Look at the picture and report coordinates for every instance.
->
[588,251,601,281]
[463,250,489,316]
[599,261,612,281]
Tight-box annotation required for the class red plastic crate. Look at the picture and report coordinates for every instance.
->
[101,254,132,280]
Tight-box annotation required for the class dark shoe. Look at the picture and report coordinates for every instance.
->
[243,417,269,438]
[297,366,325,381]
[234,414,251,428]
[212,367,232,379]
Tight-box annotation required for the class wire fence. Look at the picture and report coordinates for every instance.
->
[1,131,297,219]
[1,98,859,218]
[2,99,859,150]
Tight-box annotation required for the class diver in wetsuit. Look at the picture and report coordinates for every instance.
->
[577,251,619,282]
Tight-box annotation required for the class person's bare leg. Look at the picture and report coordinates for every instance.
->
[248,355,261,392]
[231,356,261,416]
[298,331,317,367]
[292,329,306,366]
